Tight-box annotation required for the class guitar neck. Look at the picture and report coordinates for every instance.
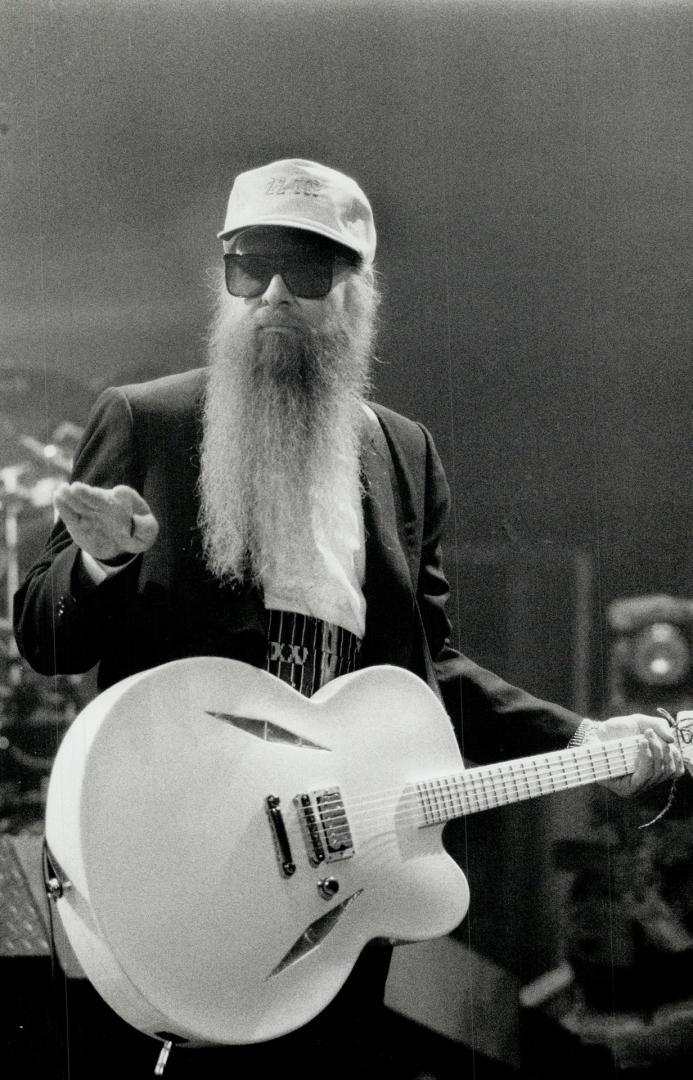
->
[416,735,642,826]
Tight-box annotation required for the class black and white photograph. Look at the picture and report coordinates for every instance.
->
[1,1,692,1077]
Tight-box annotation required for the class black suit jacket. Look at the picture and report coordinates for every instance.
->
[14,368,581,763]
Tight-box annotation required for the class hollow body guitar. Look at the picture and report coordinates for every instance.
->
[45,657,693,1050]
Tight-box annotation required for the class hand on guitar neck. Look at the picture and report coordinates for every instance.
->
[582,712,684,799]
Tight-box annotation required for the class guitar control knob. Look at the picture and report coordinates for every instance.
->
[317,877,339,900]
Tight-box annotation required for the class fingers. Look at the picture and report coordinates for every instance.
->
[640,729,669,791]
[668,738,685,777]
[627,731,656,793]
[54,481,98,516]
[591,712,685,798]
[131,511,159,549]
[631,728,683,793]
[644,727,684,779]
[109,487,160,547]
[111,485,151,516]
[54,481,158,560]
[53,495,86,536]
[56,483,130,529]
[633,714,676,743]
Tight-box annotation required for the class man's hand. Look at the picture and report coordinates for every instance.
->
[54,481,159,562]
[592,714,684,798]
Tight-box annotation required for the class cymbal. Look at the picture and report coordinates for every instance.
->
[0,364,90,469]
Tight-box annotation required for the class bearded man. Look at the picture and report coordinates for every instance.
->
[13,159,682,1079]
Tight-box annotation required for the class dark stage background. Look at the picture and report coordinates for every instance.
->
[2,0,691,1075]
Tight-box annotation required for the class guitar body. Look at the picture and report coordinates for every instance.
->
[46,657,469,1046]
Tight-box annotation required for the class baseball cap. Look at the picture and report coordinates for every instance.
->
[218,159,376,264]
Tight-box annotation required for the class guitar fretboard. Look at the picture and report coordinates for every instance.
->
[415,736,643,826]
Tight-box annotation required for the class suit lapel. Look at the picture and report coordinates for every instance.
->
[360,408,416,666]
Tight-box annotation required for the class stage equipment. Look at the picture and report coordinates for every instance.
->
[607,594,693,716]
[0,833,49,956]
[0,365,89,832]
[544,594,693,1068]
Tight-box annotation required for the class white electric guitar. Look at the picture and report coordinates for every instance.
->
[45,657,693,1052]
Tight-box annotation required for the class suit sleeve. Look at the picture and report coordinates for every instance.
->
[13,387,143,676]
[415,424,583,763]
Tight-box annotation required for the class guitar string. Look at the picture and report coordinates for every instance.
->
[345,758,635,828]
[306,754,641,827]
[299,736,643,819]
[277,755,641,858]
[277,740,643,840]
[270,726,686,852]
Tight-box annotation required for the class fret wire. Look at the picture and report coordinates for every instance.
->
[444,777,456,821]
[464,769,487,813]
[435,778,443,819]
[487,765,499,810]
[434,778,444,823]
[421,781,434,825]
[496,764,513,807]
[520,759,530,799]
[413,736,642,827]
[498,762,513,803]
[444,776,457,818]
[505,763,516,799]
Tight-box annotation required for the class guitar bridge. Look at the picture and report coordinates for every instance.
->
[295,787,354,866]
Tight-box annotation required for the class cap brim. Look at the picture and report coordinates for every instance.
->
[217,216,368,261]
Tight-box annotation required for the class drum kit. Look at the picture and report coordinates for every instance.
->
[0,365,93,832]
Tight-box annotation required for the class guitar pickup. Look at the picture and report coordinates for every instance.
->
[295,787,354,866]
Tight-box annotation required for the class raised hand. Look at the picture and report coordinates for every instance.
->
[54,481,159,562]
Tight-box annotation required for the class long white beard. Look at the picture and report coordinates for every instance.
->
[198,272,378,589]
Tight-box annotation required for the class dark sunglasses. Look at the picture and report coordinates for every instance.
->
[224,251,355,300]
